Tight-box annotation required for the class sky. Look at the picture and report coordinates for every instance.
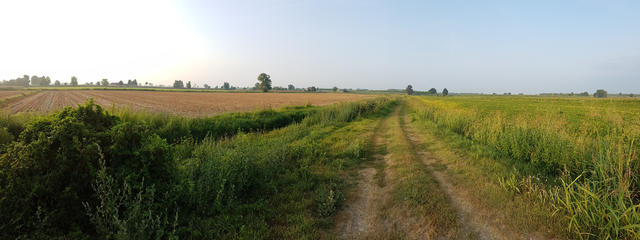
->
[1,0,639,93]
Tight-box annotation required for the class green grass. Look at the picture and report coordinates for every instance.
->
[381,101,463,239]
[0,96,398,239]
[408,95,640,239]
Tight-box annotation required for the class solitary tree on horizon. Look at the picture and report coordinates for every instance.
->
[442,88,449,96]
[257,73,272,92]
[428,88,437,95]
[70,76,78,86]
[406,85,414,95]
[173,80,184,88]
[594,89,608,98]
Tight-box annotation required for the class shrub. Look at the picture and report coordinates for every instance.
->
[0,101,116,238]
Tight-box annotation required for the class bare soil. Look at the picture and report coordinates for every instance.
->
[0,91,28,101]
[2,90,372,116]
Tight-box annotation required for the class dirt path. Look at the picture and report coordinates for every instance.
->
[400,110,542,240]
[334,167,382,238]
[334,106,433,239]
[335,101,543,239]
[334,113,390,239]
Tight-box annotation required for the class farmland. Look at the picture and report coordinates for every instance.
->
[1,92,640,239]
[0,90,28,99]
[2,90,372,116]
[406,95,640,239]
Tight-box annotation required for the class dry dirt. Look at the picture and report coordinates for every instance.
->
[0,91,28,100]
[334,167,382,239]
[1,90,372,116]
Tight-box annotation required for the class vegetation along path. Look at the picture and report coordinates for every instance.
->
[335,100,550,239]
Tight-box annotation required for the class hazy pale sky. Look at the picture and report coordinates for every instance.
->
[1,0,639,93]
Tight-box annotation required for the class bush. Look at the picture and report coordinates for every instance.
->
[0,101,116,238]
[315,184,345,217]
[0,100,176,238]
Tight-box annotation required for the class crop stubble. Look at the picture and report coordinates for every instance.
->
[3,90,372,116]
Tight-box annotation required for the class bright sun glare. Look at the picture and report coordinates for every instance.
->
[0,0,207,85]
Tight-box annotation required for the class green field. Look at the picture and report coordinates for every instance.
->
[407,95,640,239]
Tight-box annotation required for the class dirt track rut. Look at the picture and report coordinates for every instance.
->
[335,101,542,240]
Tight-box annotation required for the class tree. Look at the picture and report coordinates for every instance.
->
[594,89,608,98]
[223,82,230,90]
[22,75,30,87]
[406,85,414,95]
[70,76,78,86]
[54,80,61,86]
[173,80,184,88]
[307,86,317,92]
[428,88,437,95]
[332,86,338,92]
[186,81,191,89]
[204,84,211,89]
[288,84,295,90]
[31,75,40,86]
[118,80,124,86]
[257,73,272,92]
[101,79,109,86]
[442,88,449,96]
[42,76,51,86]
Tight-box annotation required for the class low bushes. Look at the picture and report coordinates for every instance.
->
[0,97,396,239]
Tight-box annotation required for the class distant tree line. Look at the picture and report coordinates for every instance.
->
[406,85,449,96]
[4,73,356,93]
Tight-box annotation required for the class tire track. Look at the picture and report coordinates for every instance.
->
[399,107,543,240]
[335,105,434,239]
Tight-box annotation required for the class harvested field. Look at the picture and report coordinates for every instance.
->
[0,91,29,101]
[2,90,372,116]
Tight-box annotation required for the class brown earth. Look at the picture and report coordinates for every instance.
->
[0,91,28,100]
[1,90,372,116]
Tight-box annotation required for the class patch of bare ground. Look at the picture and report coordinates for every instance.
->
[3,90,373,116]
[0,90,28,100]
[334,167,383,239]
[401,113,546,240]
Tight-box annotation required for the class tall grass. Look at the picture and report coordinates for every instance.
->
[172,97,396,238]
[0,96,396,239]
[408,96,640,239]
